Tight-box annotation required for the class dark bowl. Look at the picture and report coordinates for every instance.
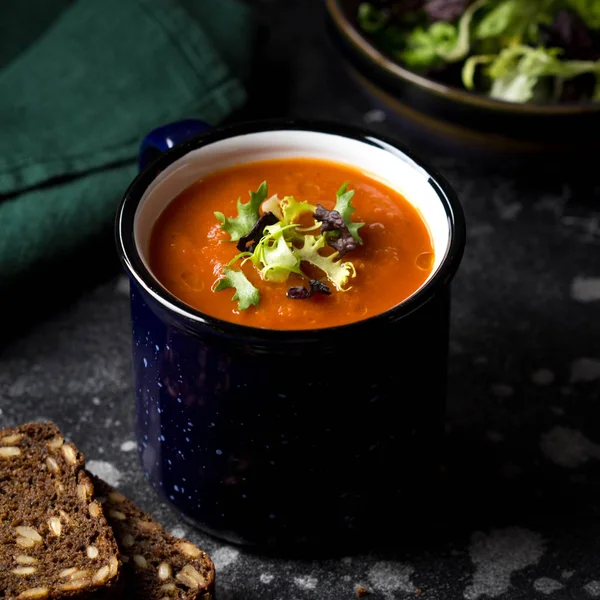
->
[325,0,600,165]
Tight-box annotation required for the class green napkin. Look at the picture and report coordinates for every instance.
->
[0,0,256,300]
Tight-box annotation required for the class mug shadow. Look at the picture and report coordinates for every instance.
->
[232,308,600,563]
[377,318,600,557]
[238,439,600,563]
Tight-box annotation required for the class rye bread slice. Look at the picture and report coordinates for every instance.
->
[90,475,215,600]
[0,422,121,599]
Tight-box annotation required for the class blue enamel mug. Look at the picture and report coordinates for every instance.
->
[115,119,465,548]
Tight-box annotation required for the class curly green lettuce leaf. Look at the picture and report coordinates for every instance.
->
[261,235,301,282]
[333,182,364,243]
[294,235,356,292]
[280,196,318,226]
[215,181,268,242]
[358,2,390,34]
[567,0,600,29]
[226,250,253,266]
[214,268,260,310]
[249,223,304,283]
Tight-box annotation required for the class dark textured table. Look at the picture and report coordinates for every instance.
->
[2,1,600,598]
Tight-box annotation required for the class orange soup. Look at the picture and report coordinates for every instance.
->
[149,158,434,330]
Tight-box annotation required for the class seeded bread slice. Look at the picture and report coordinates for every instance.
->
[89,475,215,600]
[0,422,122,599]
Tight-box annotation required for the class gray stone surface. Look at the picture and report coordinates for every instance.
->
[2,0,600,598]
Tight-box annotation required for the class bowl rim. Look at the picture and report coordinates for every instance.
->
[326,0,600,116]
[115,118,465,342]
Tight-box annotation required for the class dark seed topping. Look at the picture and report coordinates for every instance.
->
[287,279,332,300]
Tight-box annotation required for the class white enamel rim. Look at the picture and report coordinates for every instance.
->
[117,122,464,333]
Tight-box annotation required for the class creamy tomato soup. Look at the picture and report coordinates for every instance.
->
[149,157,434,330]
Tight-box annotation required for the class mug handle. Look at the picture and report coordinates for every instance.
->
[137,119,212,172]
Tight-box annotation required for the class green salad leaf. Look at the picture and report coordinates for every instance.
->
[399,0,488,68]
[398,23,454,69]
[475,0,521,39]
[474,0,556,43]
[490,70,539,102]
[443,0,490,61]
[358,2,390,34]
[568,0,600,29]
[294,235,356,292]
[465,43,600,102]
[462,53,495,88]
[215,181,268,242]
[249,222,304,282]
[333,182,365,243]
[489,44,557,101]
[214,268,260,311]
[280,196,318,226]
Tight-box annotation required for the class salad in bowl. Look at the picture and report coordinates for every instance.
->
[357,0,600,104]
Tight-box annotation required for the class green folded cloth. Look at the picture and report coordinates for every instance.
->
[0,0,256,298]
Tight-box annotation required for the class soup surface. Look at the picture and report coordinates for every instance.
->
[149,158,434,330]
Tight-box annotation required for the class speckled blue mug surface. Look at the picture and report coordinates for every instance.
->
[115,119,466,549]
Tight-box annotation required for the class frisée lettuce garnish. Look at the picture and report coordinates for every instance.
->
[212,181,364,310]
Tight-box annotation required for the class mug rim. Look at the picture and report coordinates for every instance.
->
[115,118,466,341]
